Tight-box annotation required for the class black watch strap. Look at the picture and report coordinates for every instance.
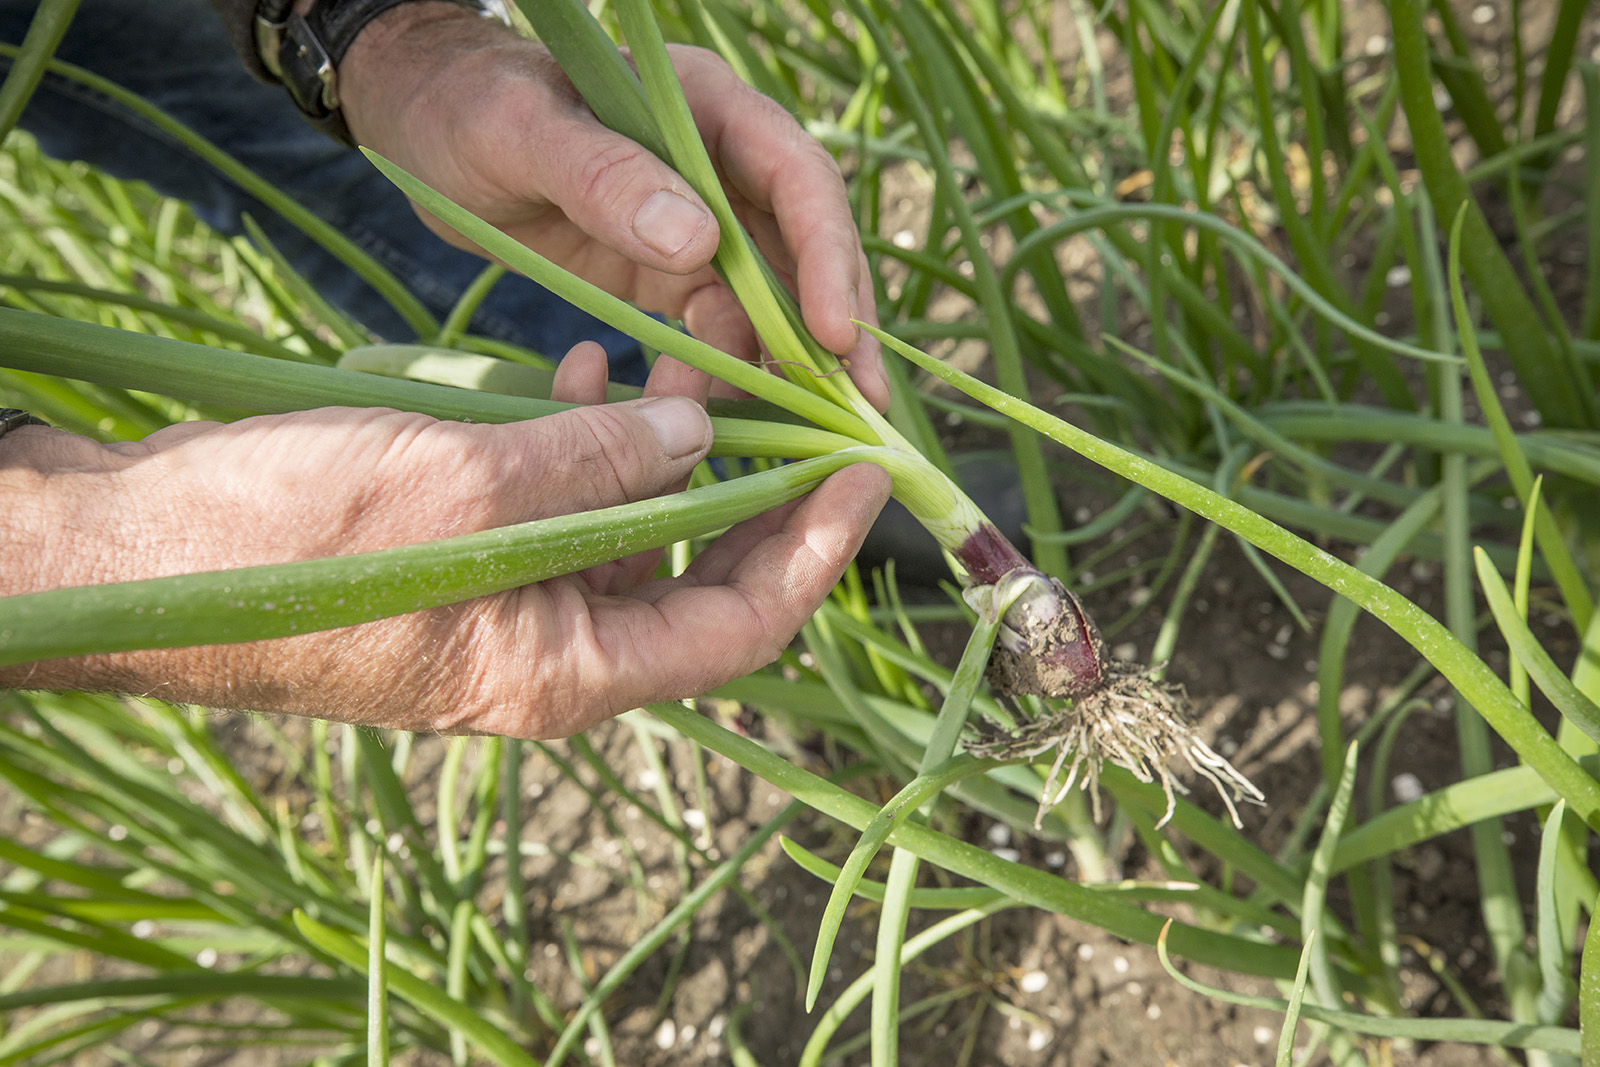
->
[262,0,505,144]
[0,408,48,442]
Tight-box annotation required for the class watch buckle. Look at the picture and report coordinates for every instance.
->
[281,13,340,117]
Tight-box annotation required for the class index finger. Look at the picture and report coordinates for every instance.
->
[677,58,890,410]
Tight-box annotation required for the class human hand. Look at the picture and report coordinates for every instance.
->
[0,345,890,737]
[337,3,889,410]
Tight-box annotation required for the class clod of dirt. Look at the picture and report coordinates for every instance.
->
[984,575,1107,700]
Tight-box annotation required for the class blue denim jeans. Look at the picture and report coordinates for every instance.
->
[0,0,650,385]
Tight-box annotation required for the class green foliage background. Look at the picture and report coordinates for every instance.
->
[3,0,1600,1063]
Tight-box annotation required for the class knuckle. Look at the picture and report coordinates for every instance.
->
[563,407,650,506]
[669,42,723,73]
[573,138,654,209]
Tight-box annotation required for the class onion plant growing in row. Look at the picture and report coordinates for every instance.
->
[2,0,1600,1063]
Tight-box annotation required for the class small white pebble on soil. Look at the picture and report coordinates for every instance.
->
[708,1014,727,1038]
[682,809,707,831]
[1077,944,1094,961]
[132,920,155,939]
[1386,265,1411,288]
[1113,642,1139,661]
[1027,1028,1051,1052]
[1365,34,1387,54]
[196,948,218,969]
[584,1037,601,1059]
[1113,955,1129,974]
[680,1024,696,1043]
[167,757,185,775]
[1019,970,1049,994]
[1045,851,1067,868]
[1147,1004,1161,1020]
[1392,772,1424,803]
[108,825,127,842]
[1253,1025,1274,1044]
[1127,982,1142,996]
[654,1020,676,1050]
[990,847,1021,863]
[1471,3,1494,22]
[893,229,916,249]
[986,822,1012,847]
[636,769,659,790]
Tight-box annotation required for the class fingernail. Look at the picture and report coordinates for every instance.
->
[636,396,711,459]
[633,189,708,259]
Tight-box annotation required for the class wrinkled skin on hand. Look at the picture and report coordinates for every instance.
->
[0,344,890,738]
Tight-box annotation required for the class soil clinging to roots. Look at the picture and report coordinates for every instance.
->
[964,571,1265,829]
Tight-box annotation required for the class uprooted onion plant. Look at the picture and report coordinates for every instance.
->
[442,0,1265,828]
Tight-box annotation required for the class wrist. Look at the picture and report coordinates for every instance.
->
[338,1,516,148]
[264,0,513,145]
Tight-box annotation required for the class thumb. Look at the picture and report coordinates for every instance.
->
[529,396,713,513]
[540,126,720,273]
